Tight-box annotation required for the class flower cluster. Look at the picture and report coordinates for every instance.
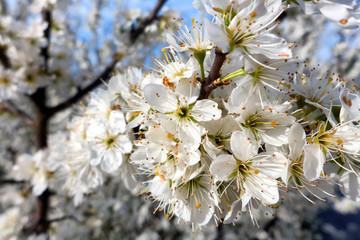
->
[54,0,360,229]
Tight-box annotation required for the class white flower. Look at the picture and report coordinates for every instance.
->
[0,208,21,240]
[149,48,195,84]
[202,0,292,59]
[201,115,240,159]
[86,122,132,173]
[303,143,326,181]
[235,96,295,146]
[306,121,360,177]
[291,69,343,126]
[86,88,127,133]
[339,87,360,122]
[145,125,201,167]
[173,174,215,226]
[13,150,49,196]
[289,0,360,29]
[143,81,221,146]
[210,131,287,205]
[167,18,213,52]
[0,67,18,101]
[107,67,151,129]
[285,124,335,204]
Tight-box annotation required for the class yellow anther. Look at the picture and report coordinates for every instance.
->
[271,121,277,127]
[176,108,183,115]
[191,18,196,28]
[336,139,343,145]
[155,164,160,176]
[250,11,257,18]
[167,133,174,139]
[194,192,201,209]
[161,48,171,64]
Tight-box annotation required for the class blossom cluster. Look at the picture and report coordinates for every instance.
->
[2,0,360,237]
[33,0,358,229]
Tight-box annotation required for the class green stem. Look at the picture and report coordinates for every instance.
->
[219,68,246,83]
[193,49,206,82]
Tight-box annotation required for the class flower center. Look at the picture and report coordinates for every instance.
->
[176,106,189,119]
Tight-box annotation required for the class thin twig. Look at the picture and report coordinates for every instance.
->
[27,8,53,236]
[48,215,79,223]
[0,179,27,185]
[41,9,52,71]
[0,100,33,125]
[129,0,167,42]
[48,56,119,115]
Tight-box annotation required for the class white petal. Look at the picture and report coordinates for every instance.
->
[205,19,229,53]
[179,120,202,147]
[231,131,257,161]
[101,150,123,173]
[244,174,279,204]
[224,199,242,224]
[210,155,237,181]
[109,110,126,133]
[288,123,306,160]
[255,152,287,179]
[303,144,325,181]
[245,33,292,59]
[117,135,132,153]
[186,149,201,166]
[192,99,221,122]
[175,78,200,103]
[143,84,178,113]
[148,176,171,197]
[340,171,360,202]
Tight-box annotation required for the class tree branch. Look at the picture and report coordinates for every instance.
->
[0,100,33,125]
[41,9,52,71]
[0,46,11,69]
[198,49,228,100]
[0,179,27,185]
[48,215,79,223]
[48,56,119,115]
[130,0,167,42]
[25,8,53,236]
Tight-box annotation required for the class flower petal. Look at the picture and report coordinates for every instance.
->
[143,84,178,113]
[210,155,237,181]
[288,123,306,160]
[303,144,325,181]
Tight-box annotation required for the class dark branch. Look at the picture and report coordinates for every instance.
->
[199,49,228,100]
[48,57,118,115]
[130,0,167,42]
[0,46,11,69]
[48,0,167,116]
[0,100,33,125]
[0,179,27,185]
[49,215,79,223]
[25,8,53,236]
[41,10,52,71]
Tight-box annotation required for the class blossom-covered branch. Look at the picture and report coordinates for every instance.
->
[130,0,168,42]
[0,100,33,125]
[48,56,119,115]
